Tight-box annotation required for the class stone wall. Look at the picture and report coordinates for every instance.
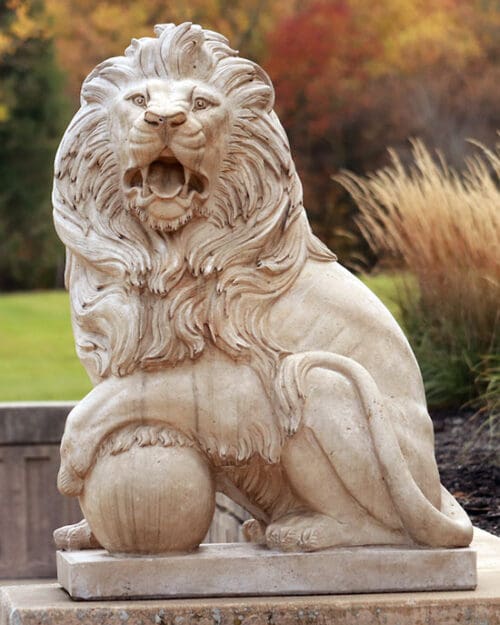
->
[0,403,247,579]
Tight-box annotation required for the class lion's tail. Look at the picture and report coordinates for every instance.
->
[275,351,473,548]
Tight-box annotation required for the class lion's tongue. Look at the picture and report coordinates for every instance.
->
[147,160,184,198]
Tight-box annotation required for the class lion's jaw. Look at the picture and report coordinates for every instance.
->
[112,78,230,232]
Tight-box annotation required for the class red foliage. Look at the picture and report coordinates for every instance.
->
[266,1,380,137]
[263,0,500,265]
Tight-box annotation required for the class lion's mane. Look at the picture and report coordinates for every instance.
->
[53,23,334,390]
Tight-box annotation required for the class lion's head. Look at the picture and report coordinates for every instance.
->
[53,23,334,387]
[117,75,223,232]
[107,26,276,233]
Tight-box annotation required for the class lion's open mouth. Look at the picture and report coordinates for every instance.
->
[124,154,206,202]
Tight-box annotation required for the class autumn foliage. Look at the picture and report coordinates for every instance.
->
[43,0,293,98]
[265,2,379,135]
[263,0,500,261]
[0,0,499,287]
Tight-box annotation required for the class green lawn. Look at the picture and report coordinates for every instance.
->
[0,291,92,401]
[0,274,405,401]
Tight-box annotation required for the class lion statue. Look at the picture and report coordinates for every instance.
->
[53,23,472,554]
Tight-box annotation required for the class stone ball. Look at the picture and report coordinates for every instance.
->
[79,443,215,554]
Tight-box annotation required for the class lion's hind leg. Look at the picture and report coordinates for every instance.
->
[270,359,410,552]
[272,425,408,552]
[272,351,472,551]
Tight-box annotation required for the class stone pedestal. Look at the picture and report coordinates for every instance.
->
[6,548,500,625]
[2,581,499,625]
[56,543,477,600]
[2,528,499,625]
[0,402,81,579]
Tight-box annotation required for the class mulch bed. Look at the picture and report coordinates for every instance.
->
[432,408,499,536]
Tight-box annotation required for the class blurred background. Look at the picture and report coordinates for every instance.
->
[0,1,498,575]
[0,0,498,413]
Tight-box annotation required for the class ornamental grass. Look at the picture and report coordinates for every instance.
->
[338,139,499,424]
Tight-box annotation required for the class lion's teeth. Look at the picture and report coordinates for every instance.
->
[180,171,190,198]
[140,168,149,198]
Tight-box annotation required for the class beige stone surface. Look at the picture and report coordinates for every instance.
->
[57,543,477,600]
[2,529,498,625]
[53,21,473,556]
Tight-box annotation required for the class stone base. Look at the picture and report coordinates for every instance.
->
[2,529,498,624]
[56,541,476,600]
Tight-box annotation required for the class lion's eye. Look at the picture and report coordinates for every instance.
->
[131,94,147,108]
[193,97,209,111]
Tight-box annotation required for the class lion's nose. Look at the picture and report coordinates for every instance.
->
[144,109,187,127]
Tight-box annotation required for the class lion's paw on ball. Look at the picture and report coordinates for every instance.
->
[79,440,215,555]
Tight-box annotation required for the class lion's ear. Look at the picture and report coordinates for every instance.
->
[214,58,275,113]
[248,63,275,113]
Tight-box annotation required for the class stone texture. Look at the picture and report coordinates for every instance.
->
[57,543,477,600]
[0,403,81,578]
[0,402,74,445]
[2,530,499,625]
[52,21,473,556]
[0,445,81,579]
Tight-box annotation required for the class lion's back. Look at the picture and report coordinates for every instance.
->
[269,260,427,407]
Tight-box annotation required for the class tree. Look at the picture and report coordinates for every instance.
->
[0,0,70,290]
[1,0,295,290]
[44,0,292,101]
[265,0,500,266]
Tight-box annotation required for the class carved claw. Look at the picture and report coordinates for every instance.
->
[265,513,338,552]
[54,519,101,551]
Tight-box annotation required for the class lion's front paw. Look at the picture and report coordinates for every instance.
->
[265,512,342,552]
[53,519,102,551]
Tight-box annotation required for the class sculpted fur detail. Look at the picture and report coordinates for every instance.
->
[54,23,473,554]
[53,22,333,386]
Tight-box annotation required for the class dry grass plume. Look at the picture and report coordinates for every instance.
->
[337,139,499,414]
